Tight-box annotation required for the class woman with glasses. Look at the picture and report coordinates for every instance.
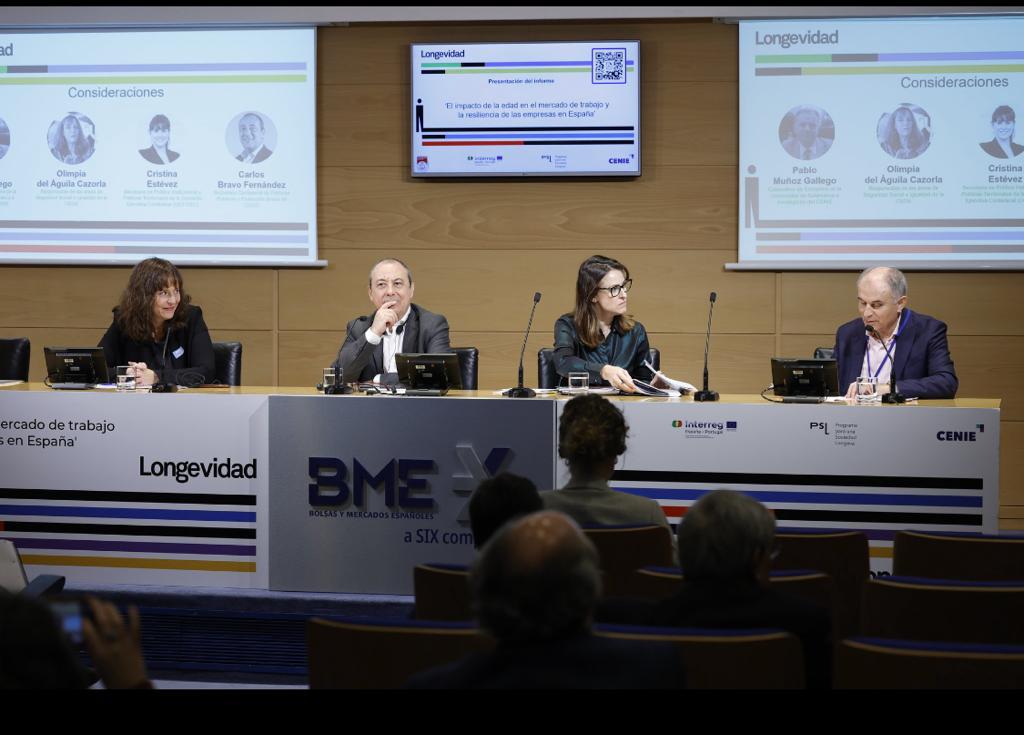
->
[552,254,653,393]
[98,257,215,386]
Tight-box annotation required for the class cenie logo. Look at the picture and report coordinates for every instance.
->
[140,456,257,484]
[936,429,979,442]
[608,157,632,164]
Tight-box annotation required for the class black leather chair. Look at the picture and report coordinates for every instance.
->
[452,346,478,390]
[537,346,659,389]
[813,347,835,360]
[0,337,30,382]
[212,341,243,386]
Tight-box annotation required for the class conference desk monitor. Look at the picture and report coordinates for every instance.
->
[43,347,109,389]
[771,357,840,404]
[394,353,463,396]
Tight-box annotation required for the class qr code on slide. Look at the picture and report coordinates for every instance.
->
[592,48,626,84]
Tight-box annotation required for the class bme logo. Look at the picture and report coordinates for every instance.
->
[307,445,512,514]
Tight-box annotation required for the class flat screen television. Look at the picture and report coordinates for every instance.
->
[411,40,640,177]
[771,357,840,398]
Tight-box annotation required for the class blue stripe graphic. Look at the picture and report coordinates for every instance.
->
[0,504,256,522]
[613,488,982,507]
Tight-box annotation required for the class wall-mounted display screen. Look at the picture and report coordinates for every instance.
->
[411,40,640,177]
[737,15,1024,270]
[0,27,317,266]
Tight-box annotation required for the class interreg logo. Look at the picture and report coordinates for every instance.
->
[936,425,983,442]
[672,420,735,438]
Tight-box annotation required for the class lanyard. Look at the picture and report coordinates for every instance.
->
[865,310,910,379]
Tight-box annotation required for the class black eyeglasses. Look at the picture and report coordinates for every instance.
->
[596,279,632,298]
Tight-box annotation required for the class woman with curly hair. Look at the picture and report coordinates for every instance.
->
[98,257,215,386]
[542,394,672,534]
[50,114,95,165]
[880,106,930,159]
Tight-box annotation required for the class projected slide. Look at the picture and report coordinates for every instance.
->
[0,28,317,266]
[738,16,1024,269]
[411,41,640,177]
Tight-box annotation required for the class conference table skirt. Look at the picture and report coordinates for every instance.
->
[0,385,1000,593]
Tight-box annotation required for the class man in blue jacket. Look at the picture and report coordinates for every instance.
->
[835,266,958,400]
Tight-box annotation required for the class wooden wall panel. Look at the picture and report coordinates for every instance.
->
[317,165,737,251]
[0,268,127,327]
[278,249,774,334]
[1001,421,1024,507]
[208,329,275,387]
[780,271,1024,336]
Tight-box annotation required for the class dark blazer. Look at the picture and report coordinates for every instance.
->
[98,305,215,385]
[333,303,451,383]
[138,146,180,164]
[552,314,653,385]
[236,146,273,163]
[980,138,1024,158]
[834,309,958,399]
[405,632,685,689]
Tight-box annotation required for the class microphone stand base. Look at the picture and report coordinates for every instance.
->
[504,387,537,398]
[882,392,907,404]
[693,390,719,402]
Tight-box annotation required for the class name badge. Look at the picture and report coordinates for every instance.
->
[172,346,185,359]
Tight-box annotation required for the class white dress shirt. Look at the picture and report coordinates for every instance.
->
[363,308,410,380]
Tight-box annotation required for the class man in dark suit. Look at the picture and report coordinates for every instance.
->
[333,257,451,384]
[644,490,831,688]
[406,510,685,689]
[834,266,958,400]
[236,112,273,163]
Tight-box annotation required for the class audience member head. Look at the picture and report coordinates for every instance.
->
[573,254,636,348]
[114,256,192,341]
[471,510,601,644]
[0,591,90,689]
[468,472,543,549]
[677,489,776,586]
[558,394,628,481]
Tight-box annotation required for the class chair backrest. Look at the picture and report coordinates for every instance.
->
[772,529,869,638]
[893,531,1024,581]
[594,624,804,689]
[836,637,1024,689]
[0,337,30,382]
[212,341,242,386]
[413,563,472,621]
[862,576,1024,644]
[582,525,674,598]
[306,616,493,689]
[451,347,479,391]
[628,566,832,611]
[813,346,835,360]
[537,346,660,389]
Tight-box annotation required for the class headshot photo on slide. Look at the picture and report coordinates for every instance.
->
[0,117,9,161]
[228,111,277,164]
[979,105,1023,159]
[878,103,931,160]
[48,112,96,165]
[779,105,834,161]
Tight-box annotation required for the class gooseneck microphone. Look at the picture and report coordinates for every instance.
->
[865,323,906,404]
[693,292,719,402]
[505,292,542,398]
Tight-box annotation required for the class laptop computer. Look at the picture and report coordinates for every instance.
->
[395,353,462,396]
[771,357,840,403]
